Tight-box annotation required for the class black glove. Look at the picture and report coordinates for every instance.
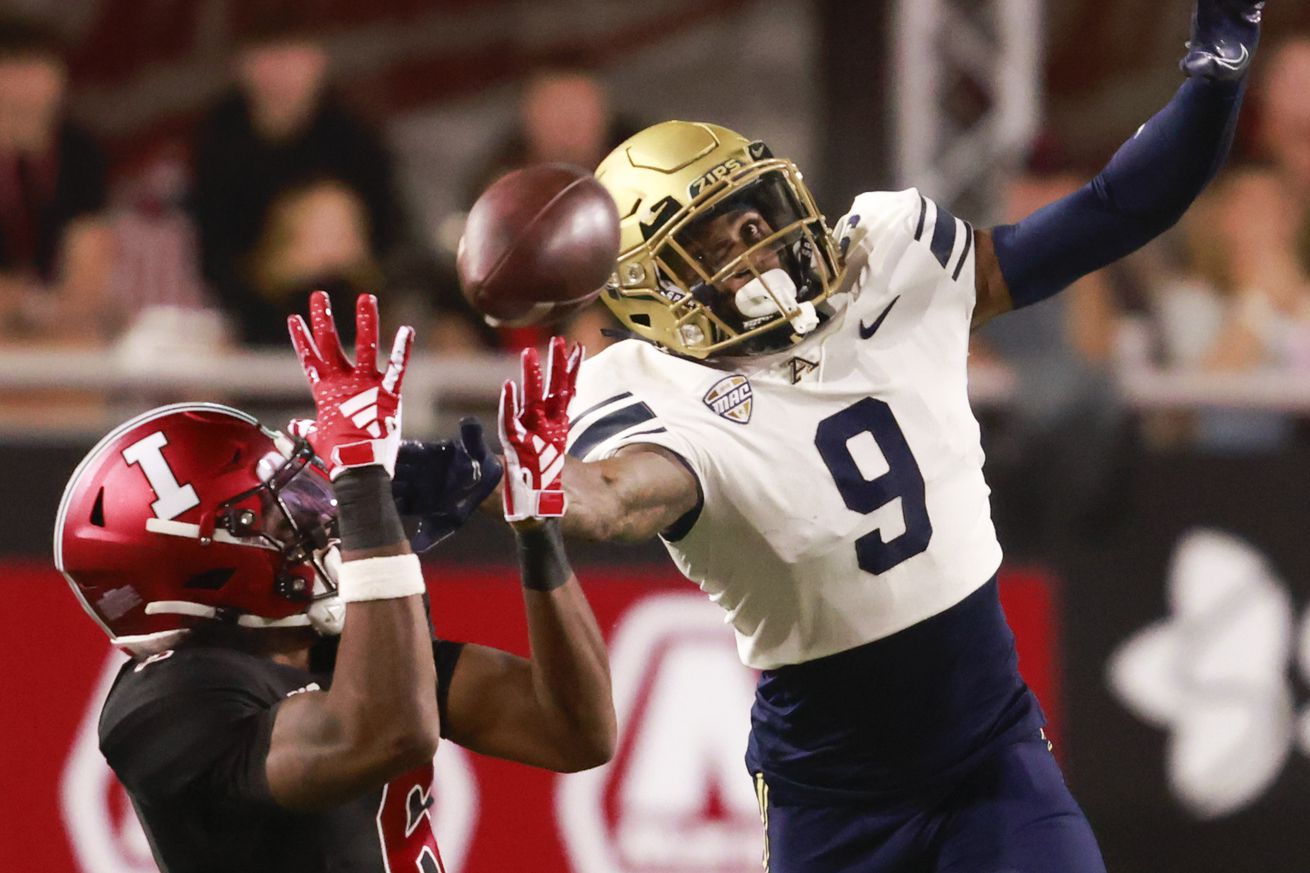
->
[1182,0,1264,82]
[392,418,503,553]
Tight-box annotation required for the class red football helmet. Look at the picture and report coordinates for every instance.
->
[55,403,345,656]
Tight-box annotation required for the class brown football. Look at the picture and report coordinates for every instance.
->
[458,163,621,325]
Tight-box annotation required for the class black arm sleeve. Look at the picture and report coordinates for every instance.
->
[433,639,465,738]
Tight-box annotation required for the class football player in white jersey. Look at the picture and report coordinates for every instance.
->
[403,2,1265,869]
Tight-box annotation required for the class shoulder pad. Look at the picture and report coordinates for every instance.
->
[834,189,925,261]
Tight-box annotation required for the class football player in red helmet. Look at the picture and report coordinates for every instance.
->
[57,402,348,654]
[58,292,614,873]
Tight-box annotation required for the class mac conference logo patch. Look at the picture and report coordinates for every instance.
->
[703,375,752,424]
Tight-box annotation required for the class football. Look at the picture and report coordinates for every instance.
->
[458,163,621,325]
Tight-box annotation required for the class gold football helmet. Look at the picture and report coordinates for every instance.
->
[595,121,845,359]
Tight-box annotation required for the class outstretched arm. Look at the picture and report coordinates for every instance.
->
[392,419,698,545]
[442,522,616,771]
[973,0,1264,326]
[561,447,700,542]
[267,292,438,811]
[442,339,615,770]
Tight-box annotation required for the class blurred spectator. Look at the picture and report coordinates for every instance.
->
[976,162,1129,553]
[0,16,112,345]
[105,146,232,367]
[1199,38,1310,374]
[466,61,642,201]
[1259,37,1310,200]
[1145,37,1310,450]
[455,60,642,355]
[108,146,211,317]
[192,14,412,346]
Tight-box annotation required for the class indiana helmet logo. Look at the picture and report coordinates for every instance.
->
[703,375,753,424]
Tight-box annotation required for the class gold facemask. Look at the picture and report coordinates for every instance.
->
[596,121,845,358]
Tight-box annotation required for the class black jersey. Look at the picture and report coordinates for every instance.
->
[98,639,463,873]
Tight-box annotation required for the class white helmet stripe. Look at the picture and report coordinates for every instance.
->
[144,518,280,550]
[145,600,218,618]
[143,600,315,629]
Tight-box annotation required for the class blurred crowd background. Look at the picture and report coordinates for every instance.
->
[6,3,1310,871]
[2,0,1308,556]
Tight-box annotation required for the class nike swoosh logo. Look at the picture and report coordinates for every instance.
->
[859,296,900,339]
[1213,44,1250,72]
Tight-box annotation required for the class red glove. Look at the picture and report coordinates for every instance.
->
[499,336,583,522]
[287,291,414,480]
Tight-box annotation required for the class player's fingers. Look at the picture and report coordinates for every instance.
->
[520,346,544,406]
[459,417,490,465]
[498,380,518,446]
[287,315,324,382]
[309,291,351,372]
[287,418,317,439]
[563,342,585,402]
[382,325,416,395]
[545,336,568,412]
[549,341,584,417]
[354,294,380,374]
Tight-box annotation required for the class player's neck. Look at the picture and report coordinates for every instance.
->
[270,646,313,671]
[185,623,317,668]
[251,627,317,668]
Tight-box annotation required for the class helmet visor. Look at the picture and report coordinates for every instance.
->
[216,442,340,603]
[266,460,338,543]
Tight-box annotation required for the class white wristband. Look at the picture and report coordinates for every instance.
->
[337,553,425,603]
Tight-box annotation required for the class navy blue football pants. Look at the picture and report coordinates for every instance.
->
[754,734,1105,873]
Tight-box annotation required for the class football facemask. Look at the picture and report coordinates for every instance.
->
[222,439,343,617]
[596,120,845,359]
[659,170,826,355]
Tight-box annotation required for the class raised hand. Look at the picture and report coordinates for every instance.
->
[1182,0,1264,82]
[392,419,504,552]
[499,336,584,523]
[287,291,415,479]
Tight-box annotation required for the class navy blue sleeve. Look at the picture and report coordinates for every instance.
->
[992,75,1246,309]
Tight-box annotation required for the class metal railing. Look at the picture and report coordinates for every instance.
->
[1,346,1309,440]
[0,347,519,440]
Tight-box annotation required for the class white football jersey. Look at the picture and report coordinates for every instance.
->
[567,189,1002,670]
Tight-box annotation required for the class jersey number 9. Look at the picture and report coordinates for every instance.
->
[814,398,932,575]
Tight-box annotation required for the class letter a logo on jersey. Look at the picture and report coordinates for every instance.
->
[703,375,753,424]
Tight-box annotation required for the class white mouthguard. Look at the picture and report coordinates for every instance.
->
[734,268,819,334]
